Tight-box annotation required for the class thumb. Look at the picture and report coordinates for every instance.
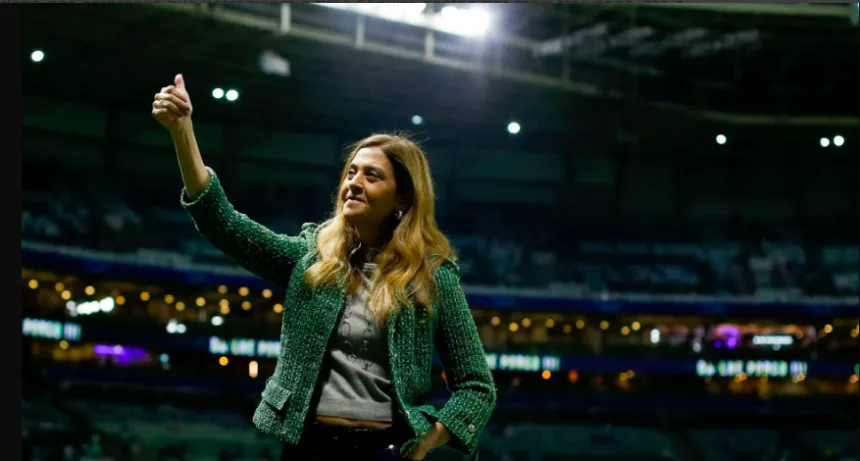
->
[175,73,186,91]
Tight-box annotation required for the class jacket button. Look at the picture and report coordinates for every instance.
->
[467,424,476,433]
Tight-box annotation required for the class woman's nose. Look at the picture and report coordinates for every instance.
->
[348,177,363,191]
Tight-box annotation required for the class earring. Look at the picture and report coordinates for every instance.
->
[395,209,404,220]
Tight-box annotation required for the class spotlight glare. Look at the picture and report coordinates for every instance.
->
[833,135,844,147]
[225,89,239,102]
[30,50,44,63]
[507,121,521,135]
[212,88,225,99]
[820,137,830,148]
[716,134,726,145]
[411,115,423,126]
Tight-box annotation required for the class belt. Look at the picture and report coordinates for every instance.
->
[303,420,412,446]
[291,420,412,460]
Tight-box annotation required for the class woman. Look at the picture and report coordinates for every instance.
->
[152,74,496,461]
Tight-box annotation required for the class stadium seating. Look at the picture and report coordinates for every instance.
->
[21,185,859,298]
[799,430,859,460]
[65,400,280,461]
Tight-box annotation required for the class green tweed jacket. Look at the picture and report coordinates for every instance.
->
[180,168,496,457]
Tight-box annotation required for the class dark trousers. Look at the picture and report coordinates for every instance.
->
[280,420,413,461]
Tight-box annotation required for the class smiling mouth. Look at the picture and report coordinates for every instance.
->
[345,198,365,204]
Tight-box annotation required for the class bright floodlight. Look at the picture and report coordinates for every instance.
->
[30,50,44,63]
[440,5,458,16]
[833,135,844,147]
[820,137,830,148]
[376,3,426,19]
[226,89,239,102]
[467,8,491,35]
[316,3,487,37]
[716,134,726,145]
[212,88,224,99]
[438,5,491,36]
[411,115,423,126]
[507,121,521,135]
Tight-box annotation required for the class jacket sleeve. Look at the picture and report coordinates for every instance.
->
[433,260,497,455]
[180,167,315,288]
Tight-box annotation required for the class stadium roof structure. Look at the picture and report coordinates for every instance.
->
[22,3,858,152]
[498,2,857,116]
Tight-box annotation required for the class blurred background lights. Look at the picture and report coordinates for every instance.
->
[30,49,44,63]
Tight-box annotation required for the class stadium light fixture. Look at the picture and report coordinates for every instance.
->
[819,137,830,148]
[507,121,521,135]
[316,3,427,23]
[314,3,491,38]
[411,115,423,126]
[438,5,490,36]
[365,3,427,19]
[212,88,225,99]
[833,135,844,147]
[226,89,239,102]
[715,134,726,145]
[259,50,291,77]
[30,49,44,63]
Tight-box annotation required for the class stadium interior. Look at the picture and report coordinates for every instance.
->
[20,3,859,461]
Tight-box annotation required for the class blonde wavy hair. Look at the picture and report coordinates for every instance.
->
[305,133,456,324]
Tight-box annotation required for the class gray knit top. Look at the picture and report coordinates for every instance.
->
[313,262,396,421]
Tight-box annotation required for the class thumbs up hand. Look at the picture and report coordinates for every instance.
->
[152,74,193,135]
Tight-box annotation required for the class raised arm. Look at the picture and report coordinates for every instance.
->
[152,74,210,200]
[433,260,497,455]
[153,74,313,287]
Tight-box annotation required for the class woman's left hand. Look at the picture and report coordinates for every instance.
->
[404,422,451,460]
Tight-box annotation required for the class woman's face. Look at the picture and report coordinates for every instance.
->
[341,147,400,229]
